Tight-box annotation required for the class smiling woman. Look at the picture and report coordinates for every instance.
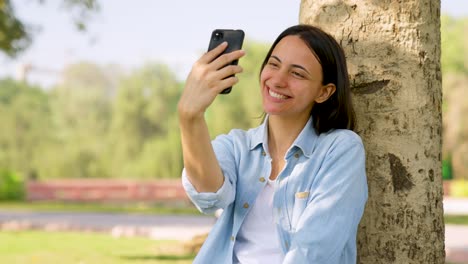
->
[260,36,333,119]
[178,24,368,264]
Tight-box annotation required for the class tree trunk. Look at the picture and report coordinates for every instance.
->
[299,1,444,263]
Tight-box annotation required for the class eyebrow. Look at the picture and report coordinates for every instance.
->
[270,56,311,75]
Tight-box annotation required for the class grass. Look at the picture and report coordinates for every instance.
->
[0,230,195,264]
[444,215,468,225]
[0,201,200,215]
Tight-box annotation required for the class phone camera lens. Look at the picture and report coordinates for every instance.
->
[214,32,223,40]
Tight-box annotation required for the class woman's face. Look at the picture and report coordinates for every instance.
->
[260,35,334,120]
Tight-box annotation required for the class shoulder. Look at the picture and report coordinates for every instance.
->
[315,129,365,158]
[319,129,363,147]
[212,125,262,149]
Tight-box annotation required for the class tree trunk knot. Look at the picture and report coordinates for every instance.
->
[388,153,415,192]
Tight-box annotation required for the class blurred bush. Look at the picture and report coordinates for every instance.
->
[451,180,468,198]
[442,156,453,180]
[441,15,468,180]
[0,169,25,201]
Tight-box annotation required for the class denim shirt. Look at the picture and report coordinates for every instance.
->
[182,117,368,264]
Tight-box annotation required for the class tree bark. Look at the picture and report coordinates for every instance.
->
[299,1,444,263]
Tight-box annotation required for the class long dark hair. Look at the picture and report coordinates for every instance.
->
[260,24,356,134]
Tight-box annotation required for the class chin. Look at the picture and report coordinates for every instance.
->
[263,108,283,116]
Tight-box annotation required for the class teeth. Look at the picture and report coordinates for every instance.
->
[269,89,288,99]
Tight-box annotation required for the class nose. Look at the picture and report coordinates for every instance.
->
[270,69,288,88]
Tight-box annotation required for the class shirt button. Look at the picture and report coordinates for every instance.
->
[262,151,266,156]
[230,236,235,241]
[294,153,300,158]
[243,202,249,209]
[259,177,266,183]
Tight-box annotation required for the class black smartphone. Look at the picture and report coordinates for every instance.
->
[207,29,245,94]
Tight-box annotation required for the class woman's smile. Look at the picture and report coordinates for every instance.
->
[267,87,289,100]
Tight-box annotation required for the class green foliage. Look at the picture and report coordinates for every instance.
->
[441,15,468,75]
[108,63,182,178]
[443,156,453,180]
[0,169,24,200]
[37,62,116,178]
[0,0,99,57]
[441,15,468,181]
[0,40,271,179]
[0,79,51,179]
[0,0,30,57]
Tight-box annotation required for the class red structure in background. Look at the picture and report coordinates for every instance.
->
[26,179,190,204]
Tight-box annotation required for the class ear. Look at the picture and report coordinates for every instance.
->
[314,83,336,103]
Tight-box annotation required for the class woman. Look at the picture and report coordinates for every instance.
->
[178,24,368,264]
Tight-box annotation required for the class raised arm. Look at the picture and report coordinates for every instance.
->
[178,42,244,192]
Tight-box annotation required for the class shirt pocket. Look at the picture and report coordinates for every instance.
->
[290,191,310,230]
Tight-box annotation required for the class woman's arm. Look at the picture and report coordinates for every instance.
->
[178,42,245,193]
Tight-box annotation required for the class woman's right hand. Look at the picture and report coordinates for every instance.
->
[178,42,245,121]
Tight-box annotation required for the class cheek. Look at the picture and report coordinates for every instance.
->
[259,68,273,87]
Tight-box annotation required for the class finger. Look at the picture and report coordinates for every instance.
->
[211,49,246,70]
[213,76,240,93]
[199,42,228,64]
[213,65,243,80]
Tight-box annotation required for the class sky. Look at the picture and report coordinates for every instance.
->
[0,0,466,87]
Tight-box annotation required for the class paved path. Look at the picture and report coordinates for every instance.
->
[444,198,468,263]
[0,211,214,240]
[1,197,467,262]
[445,197,468,215]
[446,224,468,263]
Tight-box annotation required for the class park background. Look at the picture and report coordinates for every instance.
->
[0,0,467,263]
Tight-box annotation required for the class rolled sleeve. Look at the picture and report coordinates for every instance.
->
[182,169,234,214]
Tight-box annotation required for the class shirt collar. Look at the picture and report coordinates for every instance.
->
[249,117,267,151]
[249,115,318,158]
[291,116,318,158]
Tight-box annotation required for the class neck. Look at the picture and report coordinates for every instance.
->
[267,114,309,159]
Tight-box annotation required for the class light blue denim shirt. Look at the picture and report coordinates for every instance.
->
[182,117,368,264]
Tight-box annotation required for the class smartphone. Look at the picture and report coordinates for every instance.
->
[207,29,245,94]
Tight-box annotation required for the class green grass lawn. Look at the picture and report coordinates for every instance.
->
[0,230,195,264]
[444,215,468,225]
[0,201,200,215]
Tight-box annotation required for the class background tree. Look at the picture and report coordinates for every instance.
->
[300,0,444,263]
[0,79,51,179]
[0,40,270,180]
[0,0,99,57]
[37,62,116,178]
[441,15,468,181]
[107,63,181,178]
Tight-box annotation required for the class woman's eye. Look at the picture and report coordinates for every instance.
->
[268,62,279,68]
[292,71,305,78]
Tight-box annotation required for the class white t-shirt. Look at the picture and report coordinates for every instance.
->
[233,179,284,264]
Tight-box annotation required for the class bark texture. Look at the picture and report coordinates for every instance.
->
[299,1,445,263]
